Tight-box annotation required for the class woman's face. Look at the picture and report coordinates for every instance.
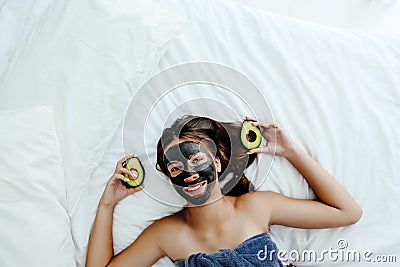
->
[163,139,221,205]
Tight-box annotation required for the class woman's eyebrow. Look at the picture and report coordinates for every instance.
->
[167,161,182,166]
[188,152,203,159]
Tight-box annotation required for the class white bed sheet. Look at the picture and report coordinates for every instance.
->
[155,0,400,266]
[0,0,53,80]
[0,0,185,215]
[1,0,393,266]
[71,0,400,267]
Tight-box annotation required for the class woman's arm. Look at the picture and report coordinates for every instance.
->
[86,203,116,267]
[265,144,362,228]
[246,119,362,229]
[86,155,164,267]
[282,144,362,225]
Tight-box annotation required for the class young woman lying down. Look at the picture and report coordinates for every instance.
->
[86,115,362,267]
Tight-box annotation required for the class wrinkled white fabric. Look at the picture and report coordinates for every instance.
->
[73,1,400,266]
[0,106,75,267]
[0,0,186,215]
[156,1,400,266]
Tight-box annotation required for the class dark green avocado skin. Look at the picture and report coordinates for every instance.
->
[122,157,145,188]
[240,120,262,150]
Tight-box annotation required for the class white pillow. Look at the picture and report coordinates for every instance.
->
[0,106,75,267]
[0,0,185,214]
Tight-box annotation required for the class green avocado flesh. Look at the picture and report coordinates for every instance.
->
[240,120,262,150]
[122,157,145,188]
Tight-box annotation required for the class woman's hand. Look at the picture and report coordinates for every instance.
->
[99,155,144,206]
[245,117,297,158]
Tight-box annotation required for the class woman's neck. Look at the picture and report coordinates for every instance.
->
[184,194,235,229]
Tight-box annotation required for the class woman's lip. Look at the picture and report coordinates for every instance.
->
[184,180,207,193]
[186,180,206,188]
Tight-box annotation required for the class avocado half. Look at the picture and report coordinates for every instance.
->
[240,120,262,150]
[122,157,145,188]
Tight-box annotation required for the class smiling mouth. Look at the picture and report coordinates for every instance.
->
[183,180,207,195]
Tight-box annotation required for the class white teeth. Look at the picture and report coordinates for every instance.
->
[187,184,201,192]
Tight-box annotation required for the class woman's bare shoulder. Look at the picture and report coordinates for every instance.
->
[150,209,188,236]
[164,209,186,221]
[234,191,278,228]
[235,190,278,207]
[147,209,189,255]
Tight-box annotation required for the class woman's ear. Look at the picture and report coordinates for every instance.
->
[215,156,221,172]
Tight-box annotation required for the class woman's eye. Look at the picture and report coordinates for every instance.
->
[192,157,203,164]
[171,166,180,172]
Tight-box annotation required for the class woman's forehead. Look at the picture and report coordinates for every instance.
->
[164,139,217,163]
[163,137,192,152]
[164,141,202,162]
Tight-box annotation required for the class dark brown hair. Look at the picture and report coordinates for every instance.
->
[156,115,256,196]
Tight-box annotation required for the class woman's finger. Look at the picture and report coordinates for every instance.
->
[109,173,131,185]
[244,116,257,122]
[266,123,278,128]
[116,167,136,180]
[252,121,277,129]
[247,147,264,154]
[116,154,135,168]
[266,126,281,140]
[128,185,144,194]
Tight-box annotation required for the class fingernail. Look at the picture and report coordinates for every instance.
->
[246,151,253,155]
[124,178,130,182]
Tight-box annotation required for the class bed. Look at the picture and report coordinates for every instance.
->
[1,0,399,266]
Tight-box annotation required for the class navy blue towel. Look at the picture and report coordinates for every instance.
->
[173,233,283,267]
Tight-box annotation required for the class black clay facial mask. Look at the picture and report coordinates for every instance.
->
[163,141,217,205]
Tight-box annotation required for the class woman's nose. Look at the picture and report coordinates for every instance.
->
[184,172,199,183]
